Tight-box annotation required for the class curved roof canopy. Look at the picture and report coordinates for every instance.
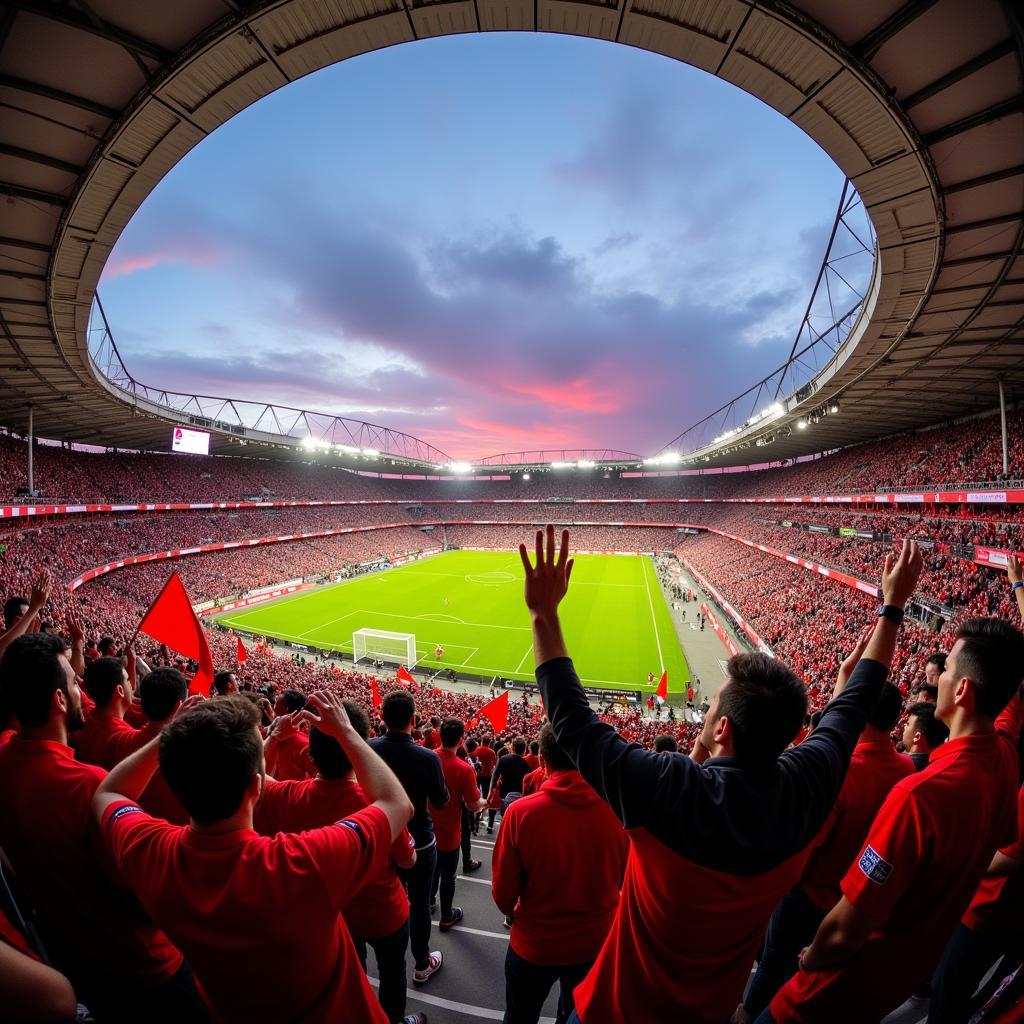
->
[0,0,1021,470]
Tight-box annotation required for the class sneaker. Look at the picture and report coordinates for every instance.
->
[463,859,483,873]
[413,951,443,985]
[439,908,463,932]
[503,914,513,929]
[401,1016,427,1024]
[486,825,493,834]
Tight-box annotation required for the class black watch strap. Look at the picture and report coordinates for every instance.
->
[876,604,904,625]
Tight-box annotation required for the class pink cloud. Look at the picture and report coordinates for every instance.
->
[102,236,220,282]
[507,377,624,414]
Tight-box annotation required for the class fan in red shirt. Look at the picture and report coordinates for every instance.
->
[524,740,541,770]
[74,655,156,769]
[92,690,419,1024]
[764,614,1024,1024]
[492,723,629,1024]
[475,737,497,796]
[736,680,913,1022]
[255,700,420,1024]
[265,687,313,780]
[521,764,544,795]
[135,667,193,824]
[0,633,205,1023]
[429,718,487,931]
[928,779,1024,1022]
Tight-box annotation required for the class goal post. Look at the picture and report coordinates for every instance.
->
[352,628,417,667]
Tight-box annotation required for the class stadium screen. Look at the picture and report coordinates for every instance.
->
[171,426,210,455]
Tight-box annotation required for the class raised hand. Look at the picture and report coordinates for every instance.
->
[66,613,85,646]
[881,539,923,608]
[29,568,52,610]
[519,525,574,619]
[304,690,354,742]
[1009,554,1022,586]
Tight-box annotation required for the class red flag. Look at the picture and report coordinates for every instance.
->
[476,691,509,733]
[236,635,248,665]
[370,678,382,710]
[655,671,668,705]
[396,664,416,688]
[137,572,214,695]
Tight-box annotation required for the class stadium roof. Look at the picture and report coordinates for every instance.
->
[0,0,1022,472]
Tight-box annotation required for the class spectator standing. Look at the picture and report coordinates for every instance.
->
[92,691,415,1024]
[520,526,922,1024]
[429,718,487,930]
[493,724,628,1024]
[254,702,420,1024]
[488,737,531,832]
[371,690,450,984]
[74,655,156,769]
[0,634,204,1023]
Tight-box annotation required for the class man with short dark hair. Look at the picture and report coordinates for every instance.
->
[93,691,414,1024]
[211,670,238,696]
[2,594,28,630]
[372,690,449,985]
[493,723,628,1024]
[266,687,312,780]
[653,733,678,753]
[0,634,204,1022]
[429,718,486,931]
[520,526,923,1024]
[74,655,156,769]
[137,668,192,824]
[736,681,913,1022]
[767,616,1024,1023]
[255,701,421,1024]
[488,736,531,832]
[902,700,948,770]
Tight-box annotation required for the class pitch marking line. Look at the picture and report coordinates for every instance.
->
[414,613,467,624]
[514,644,534,674]
[642,556,666,673]
[366,609,531,633]
[299,610,362,638]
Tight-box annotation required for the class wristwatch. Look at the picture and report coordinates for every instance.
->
[876,604,905,625]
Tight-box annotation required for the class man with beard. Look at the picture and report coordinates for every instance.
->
[0,633,206,1023]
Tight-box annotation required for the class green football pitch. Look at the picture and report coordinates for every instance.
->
[214,550,690,695]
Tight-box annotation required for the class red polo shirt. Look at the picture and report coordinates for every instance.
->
[255,776,413,939]
[0,737,183,993]
[476,745,496,778]
[525,753,540,770]
[771,703,1021,1023]
[266,730,313,781]
[101,799,391,1024]
[963,782,1024,937]
[74,709,155,770]
[522,766,544,795]
[492,771,628,966]
[431,749,482,852]
[799,737,914,911]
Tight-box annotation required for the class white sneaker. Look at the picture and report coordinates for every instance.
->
[413,950,443,985]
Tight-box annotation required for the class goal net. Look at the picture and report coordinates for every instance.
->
[352,628,417,667]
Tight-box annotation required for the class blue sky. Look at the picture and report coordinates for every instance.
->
[100,32,855,459]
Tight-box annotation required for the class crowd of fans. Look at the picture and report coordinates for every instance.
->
[3,404,1022,504]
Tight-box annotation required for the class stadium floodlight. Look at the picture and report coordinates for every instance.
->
[522,472,531,480]
[797,419,808,429]
[829,403,840,414]
[551,461,573,469]
[577,459,596,469]
[335,443,360,454]
[362,448,379,458]
[353,628,417,667]
[300,436,317,450]
[448,461,473,474]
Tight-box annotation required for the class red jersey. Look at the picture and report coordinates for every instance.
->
[423,731,440,750]
[102,799,391,1024]
[0,737,183,993]
[266,730,313,781]
[140,767,190,825]
[430,749,482,852]
[475,745,497,777]
[255,776,414,939]
[521,766,544,795]
[74,710,155,770]
[492,771,628,965]
[771,699,1021,1023]
[524,753,540,770]
[799,737,914,910]
[963,782,1024,937]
